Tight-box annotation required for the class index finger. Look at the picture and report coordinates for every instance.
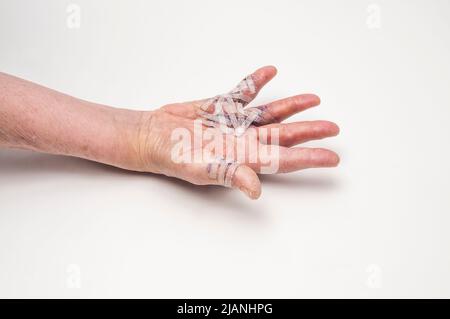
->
[232,65,277,106]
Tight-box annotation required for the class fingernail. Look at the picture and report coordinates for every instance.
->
[239,186,261,200]
[239,186,253,199]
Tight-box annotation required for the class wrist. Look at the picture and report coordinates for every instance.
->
[57,102,162,175]
[60,102,147,172]
[96,107,148,172]
[105,108,162,175]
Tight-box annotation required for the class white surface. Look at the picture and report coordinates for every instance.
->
[1,0,450,298]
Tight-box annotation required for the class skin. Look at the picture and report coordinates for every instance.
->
[0,66,339,199]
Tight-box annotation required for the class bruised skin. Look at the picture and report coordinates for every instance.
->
[0,66,340,200]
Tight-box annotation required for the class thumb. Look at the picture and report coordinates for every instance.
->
[206,159,261,199]
[231,164,262,200]
[179,159,262,199]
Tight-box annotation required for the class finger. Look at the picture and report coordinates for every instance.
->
[176,66,277,118]
[258,121,340,147]
[232,165,262,199]
[278,147,340,173]
[235,65,277,105]
[246,146,339,174]
[250,94,321,125]
[182,161,261,200]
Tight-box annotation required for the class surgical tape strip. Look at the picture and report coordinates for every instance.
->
[197,75,262,136]
[207,157,240,188]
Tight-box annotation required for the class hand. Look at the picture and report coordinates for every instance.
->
[0,67,339,200]
[133,66,340,199]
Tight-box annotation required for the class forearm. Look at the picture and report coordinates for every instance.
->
[0,72,144,170]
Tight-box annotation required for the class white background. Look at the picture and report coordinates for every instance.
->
[1,0,450,298]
